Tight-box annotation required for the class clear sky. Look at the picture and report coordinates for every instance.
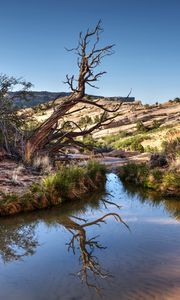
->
[0,0,180,103]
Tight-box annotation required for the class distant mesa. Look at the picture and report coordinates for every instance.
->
[10,91,135,108]
[9,91,70,108]
[104,96,135,102]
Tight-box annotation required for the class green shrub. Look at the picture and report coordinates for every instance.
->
[144,104,150,109]
[113,134,148,150]
[136,120,148,133]
[161,138,180,159]
[174,97,180,103]
[118,131,129,138]
[86,160,106,178]
[94,115,100,123]
[162,172,180,189]
[130,141,144,153]
[151,120,161,129]
[119,163,149,185]
[161,140,168,152]
[79,115,93,126]
[144,145,159,153]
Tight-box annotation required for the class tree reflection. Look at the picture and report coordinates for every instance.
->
[0,219,38,262]
[0,195,128,293]
[60,212,128,293]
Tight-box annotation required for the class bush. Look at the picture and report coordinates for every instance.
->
[161,138,180,160]
[162,172,180,189]
[86,160,106,179]
[151,120,161,130]
[39,161,106,200]
[136,121,148,133]
[113,134,148,150]
[144,104,150,109]
[118,131,129,138]
[130,141,144,153]
[174,97,180,103]
[94,115,100,123]
[144,145,159,153]
[79,115,93,126]
[119,163,149,186]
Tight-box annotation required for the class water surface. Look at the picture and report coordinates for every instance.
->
[0,173,180,300]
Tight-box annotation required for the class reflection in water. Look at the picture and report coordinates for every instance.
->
[122,181,180,221]
[0,174,180,299]
[0,219,38,262]
[62,213,128,293]
[0,193,103,263]
[0,195,128,293]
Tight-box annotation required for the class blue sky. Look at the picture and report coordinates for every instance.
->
[0,0,180,103]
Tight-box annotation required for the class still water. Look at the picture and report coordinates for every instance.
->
[0,173,180,300]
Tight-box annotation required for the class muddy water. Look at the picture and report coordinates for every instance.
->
[0,173,180,300]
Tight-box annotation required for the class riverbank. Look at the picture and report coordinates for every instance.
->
[118,162,180,197]
[0,152,150,195]
[0,151,179,217]
[0,161,106,216]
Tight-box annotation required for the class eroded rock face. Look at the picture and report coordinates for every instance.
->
[149,154,168,168]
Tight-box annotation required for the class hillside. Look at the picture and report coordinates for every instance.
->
[25,97,180,153]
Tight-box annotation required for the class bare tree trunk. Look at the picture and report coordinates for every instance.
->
[24,96,80,161]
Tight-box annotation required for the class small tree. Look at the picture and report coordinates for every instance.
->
[0,74,32,158]
[136,120,147,132]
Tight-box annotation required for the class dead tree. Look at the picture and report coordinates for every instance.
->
[61,212,128,293]
[25,21,122,162]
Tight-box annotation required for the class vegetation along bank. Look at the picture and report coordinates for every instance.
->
[0,161,106,216]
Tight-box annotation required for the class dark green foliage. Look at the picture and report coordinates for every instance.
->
[168,97,180,103]
[130,141,144,153]
[0,74,32,156]
[162,172,180,189]
[136,120,148,133]
[144,104,150,109]
[174,97,180,103]
[78,115,93,126]
[151,119,161,129]
[144,145,159,153]
[112,134,148,150]
[94,115,100,123]
[83,134,96,146]
[86,160,106,179]
[161,137,180,160]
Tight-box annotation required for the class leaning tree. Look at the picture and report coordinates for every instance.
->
[24,21,124,162]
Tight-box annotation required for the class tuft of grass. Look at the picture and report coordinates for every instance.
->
[112,134,149,151]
